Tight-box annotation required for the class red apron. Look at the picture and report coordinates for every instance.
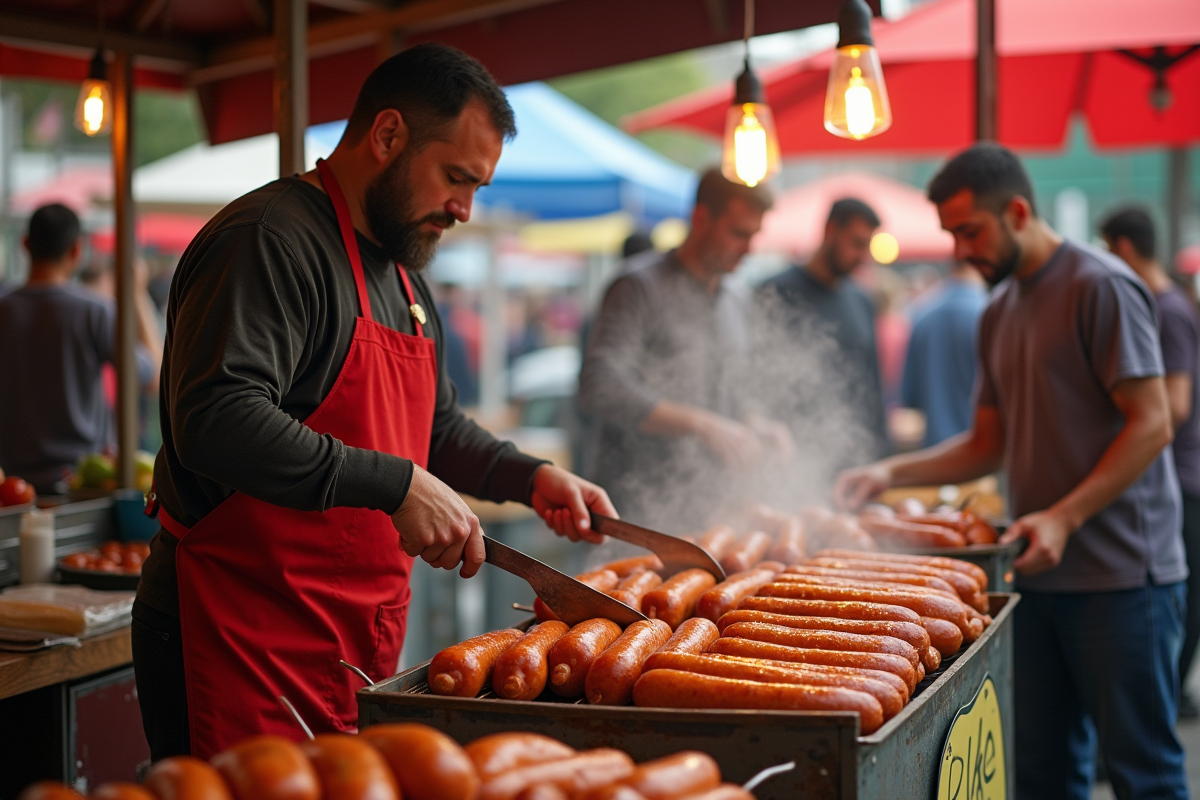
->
[160,159,438,759]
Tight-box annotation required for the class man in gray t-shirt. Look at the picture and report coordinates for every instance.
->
[836,144,1187,800]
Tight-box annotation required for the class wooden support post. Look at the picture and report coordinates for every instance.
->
[111,51,138,489]
[274,0,307,177]
[975,0,996,141]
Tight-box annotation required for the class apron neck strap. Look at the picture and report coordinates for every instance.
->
[317,159,374,322]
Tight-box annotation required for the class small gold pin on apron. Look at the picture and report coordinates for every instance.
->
[409,303,427,326]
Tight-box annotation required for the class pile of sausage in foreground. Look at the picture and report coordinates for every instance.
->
[19,725,753,800]
[430,539,993,736]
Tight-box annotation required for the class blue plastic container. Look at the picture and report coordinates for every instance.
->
[113,489,160,541]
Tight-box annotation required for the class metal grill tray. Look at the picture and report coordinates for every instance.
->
[359,594,1018,800]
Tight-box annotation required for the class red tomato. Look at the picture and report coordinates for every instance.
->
[61,553,90,569]
[143,756,234,800]
[92,559,120,573]
[90,783,156,800]
[0,477,35,507]
[16,782,85,800]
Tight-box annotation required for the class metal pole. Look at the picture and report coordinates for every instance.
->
[975,0,997,141]
[111,51,138,489]
[274,0,307,177]
[1167,147,1190,270]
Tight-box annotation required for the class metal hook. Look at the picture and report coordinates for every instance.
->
[278,695,314,740]
[339,659,376,686]
[511,603,534,613]
[742,760,796,793]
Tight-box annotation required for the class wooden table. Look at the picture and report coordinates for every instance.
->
[0,626,132,701]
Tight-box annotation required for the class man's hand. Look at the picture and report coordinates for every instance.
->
[1002,509,1073,576]
[833,462,893,511]
[747,415,795,465]
[530,465,614,545]
[391,465,485,578]
[697,413,764,469]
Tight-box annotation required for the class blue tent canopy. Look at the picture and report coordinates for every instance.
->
[307,83,696,225]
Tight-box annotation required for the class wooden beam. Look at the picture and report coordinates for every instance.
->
[0,11,200,65]
[275,0,308,177]
[238,0,272,30]
[130,0,170,32]
[310,0,393,13]
[196,0,557,84]
[975,0,996,140]
[111,51,139,490]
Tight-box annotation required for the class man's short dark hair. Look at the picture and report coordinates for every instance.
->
[1100,207,1157,260]
[927,142,1037,216]
[26,203,80,263]
[827,197,880,229]
[694,168,774,217]
[343,43,516,147]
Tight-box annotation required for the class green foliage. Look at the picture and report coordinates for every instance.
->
[549,53,719,170]
[134,89,204,166]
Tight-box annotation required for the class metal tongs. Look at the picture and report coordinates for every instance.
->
[483,535,647,626]
[591,514,726,581]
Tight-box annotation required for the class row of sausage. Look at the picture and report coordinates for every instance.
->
[19,726,755,800]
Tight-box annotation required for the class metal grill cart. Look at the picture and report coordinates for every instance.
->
[359,594,1018,799]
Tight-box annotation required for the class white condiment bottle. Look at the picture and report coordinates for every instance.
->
[19,508,56,584]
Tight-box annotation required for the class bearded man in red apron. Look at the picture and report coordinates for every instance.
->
[131,44,615,761]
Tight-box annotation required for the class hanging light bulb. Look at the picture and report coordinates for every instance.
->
[75,49,112,137]
[824,0,892,140]
[721,0,780,188]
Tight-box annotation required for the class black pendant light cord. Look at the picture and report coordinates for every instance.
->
[88,0,107,81]
[734,0,763,105]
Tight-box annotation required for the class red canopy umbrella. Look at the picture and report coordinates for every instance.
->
[624,0,1200,152]
[754,171,952,261]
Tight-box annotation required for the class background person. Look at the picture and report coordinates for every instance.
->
[899,262,988,446]
[0,204,160,493]
[578,168,791,532]
[1102,206,1200,719]
[836,143,1187,800]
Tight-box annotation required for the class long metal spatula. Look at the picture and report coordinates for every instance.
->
[591,515,726,581]
[483,535,647,626]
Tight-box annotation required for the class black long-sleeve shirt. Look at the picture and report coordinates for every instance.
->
[137,177,543,616]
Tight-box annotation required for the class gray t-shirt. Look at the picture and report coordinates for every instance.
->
[0,284,151,492]
[578,252,752,532]
[977,239,1186,592]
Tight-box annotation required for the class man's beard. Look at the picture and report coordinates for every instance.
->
[364,151,456,272]
[827,245,855,279]
[969,226,1021,287]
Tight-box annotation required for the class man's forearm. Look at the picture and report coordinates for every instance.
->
[639,400,709,438]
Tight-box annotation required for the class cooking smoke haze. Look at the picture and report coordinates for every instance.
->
[578,281,883,568]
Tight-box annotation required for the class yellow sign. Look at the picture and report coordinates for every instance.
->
[936,674,1006,800]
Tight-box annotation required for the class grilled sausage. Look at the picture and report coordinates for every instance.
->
[429,629,525,697]
[706,638,918,692]
[721,621,920,670]
[653,617,720,657]
[737,596,921,624]
[815,549,989,589]
[548,618,624,698]
[585,619,673,705]
[676,785,754,800]
[536,570,621,621]
[143,756,235,800]
[493,621,571,701]
[599,555,665,578]
[767,517,806,566]
[714,610,937,671]
[858,514,967,548]
[632,669,885,734]
[783,565,959,596]
[621,752,721,800]
[642,569,717,629]
[920,617,964,656]
[642,651,905,720]
[803,558,987,612]
[756,560,787,573]
[360,724,480,800]
[965,520,998,545]
[465,733,575,779]
[300,734,400,800]
[814,514,878,552]
[757,581,972,638]
[577,787,647,800]
[720,531,773,574]
[516,787,570,800]
[696,568,777,622]
[609,569,665,610]
[479,749,636,800]
[773,572,963,605]
[698,526,738,561]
